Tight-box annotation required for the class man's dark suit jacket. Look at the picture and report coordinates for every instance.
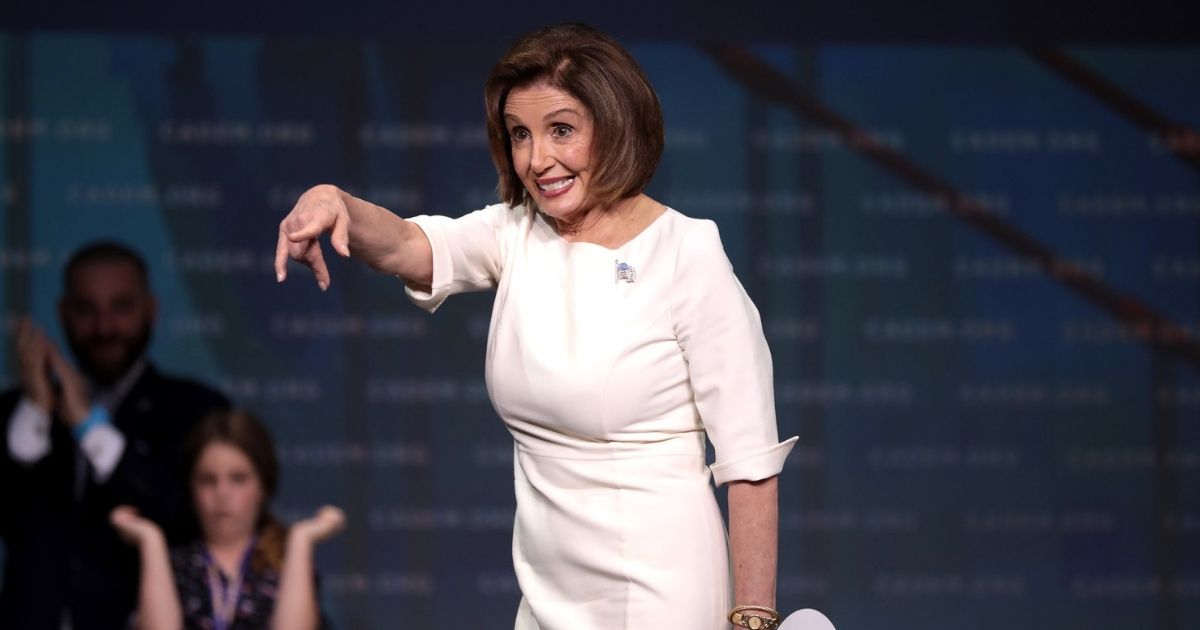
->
[0,364,228,630]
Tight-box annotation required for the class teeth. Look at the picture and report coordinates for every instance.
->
[539,177,574,192]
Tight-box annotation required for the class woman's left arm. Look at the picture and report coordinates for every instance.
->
[728,476,779,609]
[669,221,796,627]
[271,506,345,630]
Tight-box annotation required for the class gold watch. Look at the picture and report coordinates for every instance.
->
[729,605,781,630]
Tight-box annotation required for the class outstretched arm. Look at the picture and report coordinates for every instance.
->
[271,506,346,630]
[110,506,183,630]
[275,184,432,290]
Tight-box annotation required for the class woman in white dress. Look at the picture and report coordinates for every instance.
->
[273,23,797,630]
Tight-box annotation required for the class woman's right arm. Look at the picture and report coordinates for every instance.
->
[110,506,183,630]
[274,184,433,290]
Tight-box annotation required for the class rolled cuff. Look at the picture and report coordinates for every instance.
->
[8,396,52,464]
[710,435,799,485]
[402,215,453,313]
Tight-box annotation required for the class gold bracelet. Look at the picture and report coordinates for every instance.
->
[728,605,781,630]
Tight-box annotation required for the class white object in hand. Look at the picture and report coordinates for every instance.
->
[778,609,836,630]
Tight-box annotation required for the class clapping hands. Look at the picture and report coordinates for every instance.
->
[16,317,91,426]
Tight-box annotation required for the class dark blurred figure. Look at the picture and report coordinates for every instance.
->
[0,242,229,630]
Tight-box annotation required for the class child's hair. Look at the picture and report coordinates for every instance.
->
[183,409,287,573]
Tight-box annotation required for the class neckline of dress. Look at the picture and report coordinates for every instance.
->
[549,206,674,253]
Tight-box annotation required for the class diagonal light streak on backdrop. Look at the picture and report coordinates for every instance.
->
[702,44,1200,371]
[1024,46,1200,630]
[1027,47,1200,176]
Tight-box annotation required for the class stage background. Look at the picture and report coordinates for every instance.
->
[2,3,1199,629]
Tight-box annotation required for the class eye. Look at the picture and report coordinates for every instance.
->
[230,471,252,485]
[70,302,97,318]
[509,127,530,143]
[551,124,573,139]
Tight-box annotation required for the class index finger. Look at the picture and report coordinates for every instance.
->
[275,228,290,282]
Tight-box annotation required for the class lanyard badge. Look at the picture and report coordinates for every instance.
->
[203,538,257,630]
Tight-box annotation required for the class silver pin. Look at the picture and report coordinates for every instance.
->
[615,260,637,283]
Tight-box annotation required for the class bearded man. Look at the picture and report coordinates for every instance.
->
[0,242,229,630]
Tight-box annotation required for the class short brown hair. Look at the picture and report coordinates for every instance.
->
[485,23,664,210]
[64,241,150,293]
[185,409,286,572]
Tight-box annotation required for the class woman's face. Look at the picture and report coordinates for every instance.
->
[191,441,264,545]
[504,83,595,220]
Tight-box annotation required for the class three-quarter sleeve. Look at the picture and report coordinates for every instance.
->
[404,203,516,312]
[670,220,798,485]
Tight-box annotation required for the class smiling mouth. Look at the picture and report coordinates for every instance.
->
[538,177,575,192]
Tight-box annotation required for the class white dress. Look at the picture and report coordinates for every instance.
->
[405,204,798,630]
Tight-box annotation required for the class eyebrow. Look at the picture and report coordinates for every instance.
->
[542,108,582,120]
[504,108,583,124]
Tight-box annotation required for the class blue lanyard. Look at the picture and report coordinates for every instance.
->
[203,538,257,630]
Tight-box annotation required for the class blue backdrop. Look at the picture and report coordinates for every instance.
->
[2,6,1199,629]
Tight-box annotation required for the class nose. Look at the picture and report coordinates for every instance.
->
[530,136,554,174]
[213,479,233,501]
[96,311,117,336]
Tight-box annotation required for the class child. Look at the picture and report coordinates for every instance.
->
[111,410,343,630]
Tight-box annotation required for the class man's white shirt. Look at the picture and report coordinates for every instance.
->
[5,358,146,483]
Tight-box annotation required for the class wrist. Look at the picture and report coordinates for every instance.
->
[71,405,111,440]
[19,393,52,417]
[29,392,54,413]
[63,397,93,427]
[729,605,781,630]
[140,524,167,549]
[286,525,314,547]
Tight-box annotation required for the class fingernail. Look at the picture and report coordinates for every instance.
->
[318,281,328,291]
[340,245,351,257]
[276,272,285,283]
